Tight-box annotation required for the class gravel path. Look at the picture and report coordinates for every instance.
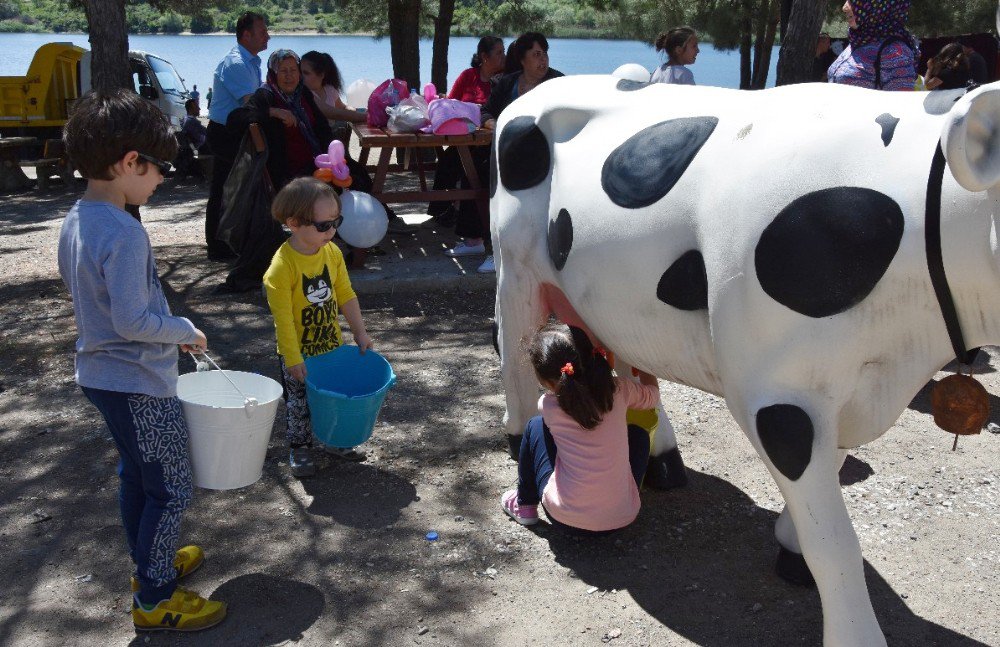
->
[0,179,997,646]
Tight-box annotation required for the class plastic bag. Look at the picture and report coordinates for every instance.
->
[387,94,430,133]
[367,78,409,127]
[217,130,284,291]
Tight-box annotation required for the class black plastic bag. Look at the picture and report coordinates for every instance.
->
[217,130,286,291]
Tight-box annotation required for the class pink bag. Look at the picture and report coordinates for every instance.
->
[421,98,481,135]
[367,78,409,128]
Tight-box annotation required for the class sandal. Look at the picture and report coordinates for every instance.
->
[323,446,367,462]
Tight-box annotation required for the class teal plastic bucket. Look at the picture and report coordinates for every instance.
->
[304,346,396,448]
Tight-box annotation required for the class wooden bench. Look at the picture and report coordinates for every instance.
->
[21,139,74,190]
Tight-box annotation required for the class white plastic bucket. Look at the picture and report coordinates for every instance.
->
[177,370,283,490]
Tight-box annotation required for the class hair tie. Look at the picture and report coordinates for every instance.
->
[560,362,575,376]
[592,346,608,360]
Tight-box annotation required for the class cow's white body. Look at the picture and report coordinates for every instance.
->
[492,76,1000,646]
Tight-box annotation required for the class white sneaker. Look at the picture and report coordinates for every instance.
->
[444,240,486,257]
[477,255,495,273]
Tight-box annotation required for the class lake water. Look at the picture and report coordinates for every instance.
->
[0,32,780,98]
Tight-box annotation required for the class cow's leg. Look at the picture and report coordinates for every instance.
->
[615,359,687,489]
[750,405,884,647]
[496,258,546,460]
[774,449,849,587]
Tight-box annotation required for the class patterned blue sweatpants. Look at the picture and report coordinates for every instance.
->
[81,387,193,605]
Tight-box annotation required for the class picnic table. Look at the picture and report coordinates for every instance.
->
[351,123,493,268]
[0,136,39,192]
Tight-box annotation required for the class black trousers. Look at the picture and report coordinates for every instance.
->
[205,121,239,256]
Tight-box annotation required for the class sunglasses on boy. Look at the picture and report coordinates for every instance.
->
[137,153,172,175]
[311,215,343,232]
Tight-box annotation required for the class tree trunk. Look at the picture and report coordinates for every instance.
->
[81,0,132,93]
[387,0,422,91]
[430,0,454,96]
[780,0,794,40]
[739,1,753,89]
[776,0,827,85]
[751,0,781,89]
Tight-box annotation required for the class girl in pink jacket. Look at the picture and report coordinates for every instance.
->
[501,323,660,533]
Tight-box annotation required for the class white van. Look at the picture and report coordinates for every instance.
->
[80,50,189,129]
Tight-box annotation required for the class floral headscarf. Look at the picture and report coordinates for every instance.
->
[848,0,917,52]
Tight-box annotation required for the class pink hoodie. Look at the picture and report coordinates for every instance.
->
[540,377,660,531]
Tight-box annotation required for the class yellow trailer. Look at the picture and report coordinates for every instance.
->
[0,43,85,137]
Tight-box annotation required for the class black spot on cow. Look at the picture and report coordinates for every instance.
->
[602,117,718,209]
[922,87,965,115]
[616,79,650,92]
[489,136,498,198]
[498,116,550,191]
[875,113,899,146]
[755,187,904,318]
[548,208,573,271]
[756,404,814,481]
[656,250,708,310]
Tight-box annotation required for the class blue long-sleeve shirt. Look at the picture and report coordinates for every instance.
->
[58,200,199,397]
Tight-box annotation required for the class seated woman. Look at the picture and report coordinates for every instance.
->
[828,0,918,91]
[447,32,563,274]
[924,43,972,91]
[298,50,412,238]
[427,36,505,229]
[300,52,364,146]
[228,49,334,191]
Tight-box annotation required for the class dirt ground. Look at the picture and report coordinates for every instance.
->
[1,177,998,647]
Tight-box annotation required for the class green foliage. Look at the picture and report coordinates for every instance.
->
[0,17,45,32]
[0,0,19,20]
[189,12,215,32]
[0,0,994,37]
[159,11,186,32]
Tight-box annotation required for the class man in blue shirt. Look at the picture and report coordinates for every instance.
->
[205,11,269,261]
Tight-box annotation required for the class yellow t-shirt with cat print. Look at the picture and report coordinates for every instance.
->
[263,241,357,367]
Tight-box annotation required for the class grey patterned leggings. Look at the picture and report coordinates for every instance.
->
[280,358,313,447]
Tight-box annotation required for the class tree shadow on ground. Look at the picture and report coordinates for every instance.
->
[128,573,325,647]
[539,469,990,646]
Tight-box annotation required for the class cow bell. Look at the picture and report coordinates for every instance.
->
[930,374,990,448]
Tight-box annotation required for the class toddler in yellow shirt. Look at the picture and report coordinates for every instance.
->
[263,177,374,477]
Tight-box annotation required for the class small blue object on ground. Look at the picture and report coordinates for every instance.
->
[426,531,438,541]
[304,345,396,449]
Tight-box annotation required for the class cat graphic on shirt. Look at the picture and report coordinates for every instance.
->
[300,265,341,355]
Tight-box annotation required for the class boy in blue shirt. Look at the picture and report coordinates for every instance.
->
[58,89,226,632]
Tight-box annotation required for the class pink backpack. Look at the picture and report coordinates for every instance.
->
[367,78,409,128]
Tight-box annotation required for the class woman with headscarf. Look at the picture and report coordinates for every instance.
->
[828,0,918,90]
[228,49,334,190]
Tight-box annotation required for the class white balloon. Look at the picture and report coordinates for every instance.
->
[611,63,651,83]
[345,78,378,110]
[338,190,388,248]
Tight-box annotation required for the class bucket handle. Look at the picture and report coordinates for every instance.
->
[188,351,259,416]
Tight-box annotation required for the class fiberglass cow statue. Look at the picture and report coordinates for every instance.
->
[491,75,1000,646]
